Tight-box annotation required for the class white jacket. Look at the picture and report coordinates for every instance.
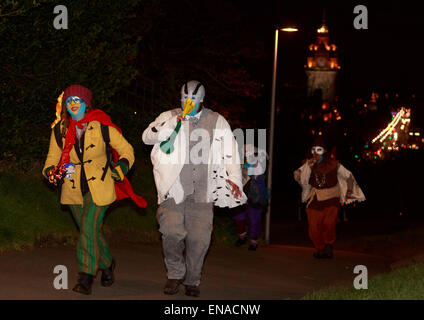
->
[142,109,247,207]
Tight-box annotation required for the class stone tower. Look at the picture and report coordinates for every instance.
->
[305,14,340,102]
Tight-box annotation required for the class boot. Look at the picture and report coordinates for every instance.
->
[101,259,116,287]
[73,273,94,295]
[164,278,183,295]
[235,232,247,247]
[185,285,200,297]
[235,237,247,247]
[324,244,334,258]
[248,240,258,251]
[313,249,326,259]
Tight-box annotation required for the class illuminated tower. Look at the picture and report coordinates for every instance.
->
[305,14,340,102]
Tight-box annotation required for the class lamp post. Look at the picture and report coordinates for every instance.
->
[265,26,298,245]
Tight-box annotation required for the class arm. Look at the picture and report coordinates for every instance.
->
[141,110,179,145]
[42,129,62,178]
[217,116,243,199]
[109,126,135,179]
[337,163,354,195]
[293,161,312,186]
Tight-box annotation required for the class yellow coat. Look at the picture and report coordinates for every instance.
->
[43,121,135,206]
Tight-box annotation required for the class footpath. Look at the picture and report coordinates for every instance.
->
[0,242,390,300]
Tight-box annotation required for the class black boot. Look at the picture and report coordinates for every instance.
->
[101,259,116,287]
[73,273,94,295]
[324,244,334,258]
[235,237,247,247]
[313,249,326,259]
[248,240,258,251]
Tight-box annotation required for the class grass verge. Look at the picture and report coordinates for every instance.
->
[303,262,424,300]
[0,161,239,252]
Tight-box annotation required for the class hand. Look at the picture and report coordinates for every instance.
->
[111,160,128,182]
[176,115,186,122]
[226,179,242,199]
[307,158,316,166]
[45,165,58,184]
[45,165,65,186]
[44,165,55,179]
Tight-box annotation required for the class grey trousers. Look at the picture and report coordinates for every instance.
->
[157,194,213,286]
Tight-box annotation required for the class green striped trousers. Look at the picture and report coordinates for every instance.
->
[69,192,113,275]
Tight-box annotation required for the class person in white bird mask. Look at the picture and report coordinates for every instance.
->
[142,80,247,297]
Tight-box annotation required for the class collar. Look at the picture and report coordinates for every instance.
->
[186,110,203,120]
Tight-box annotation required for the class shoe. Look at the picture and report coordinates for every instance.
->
[101,259,116,287]
[73,273,94,295]
[248,242,258,251]
[185,285,200,297]
[324,244,334,258]
[235,237,247,247]
[313,247,333,259]
[164,278,183,295]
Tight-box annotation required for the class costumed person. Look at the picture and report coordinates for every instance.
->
[142,80,247,297]
[293,137,365,258]
[43,84,147,295]
[233,144,268,251]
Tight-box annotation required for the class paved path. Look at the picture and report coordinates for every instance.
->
[0,243,391,300]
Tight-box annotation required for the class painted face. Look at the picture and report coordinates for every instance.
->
[181,80,205,116]
[311,146,325,156]
[65,96,86,118]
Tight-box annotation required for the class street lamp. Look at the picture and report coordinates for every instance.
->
[265,26,298,245]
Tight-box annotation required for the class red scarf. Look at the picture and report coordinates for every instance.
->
[59,109,147,208]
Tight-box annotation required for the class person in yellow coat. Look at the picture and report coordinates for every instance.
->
[43,84,145,295]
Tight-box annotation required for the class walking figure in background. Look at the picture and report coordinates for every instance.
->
[233,144,268,251]
[293,137,365,259]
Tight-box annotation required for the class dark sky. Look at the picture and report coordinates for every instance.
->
[267,0,424,98]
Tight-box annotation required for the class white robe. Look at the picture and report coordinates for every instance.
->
[142,109,247,208]
[293,161,366,205]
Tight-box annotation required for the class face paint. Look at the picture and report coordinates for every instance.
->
[181,99,199,116]
[311,146,324,155]
[180,80,205,116]
[66,96,86,120]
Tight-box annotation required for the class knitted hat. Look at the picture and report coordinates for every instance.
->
[62,84,92,109]
[312,136,326,149]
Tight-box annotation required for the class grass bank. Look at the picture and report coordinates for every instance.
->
[303,262,424,300]
[0,161,238,252]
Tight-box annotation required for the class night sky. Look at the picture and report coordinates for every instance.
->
[250,0,424,98]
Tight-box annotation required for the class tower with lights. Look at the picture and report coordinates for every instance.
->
[305,14,340,103]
